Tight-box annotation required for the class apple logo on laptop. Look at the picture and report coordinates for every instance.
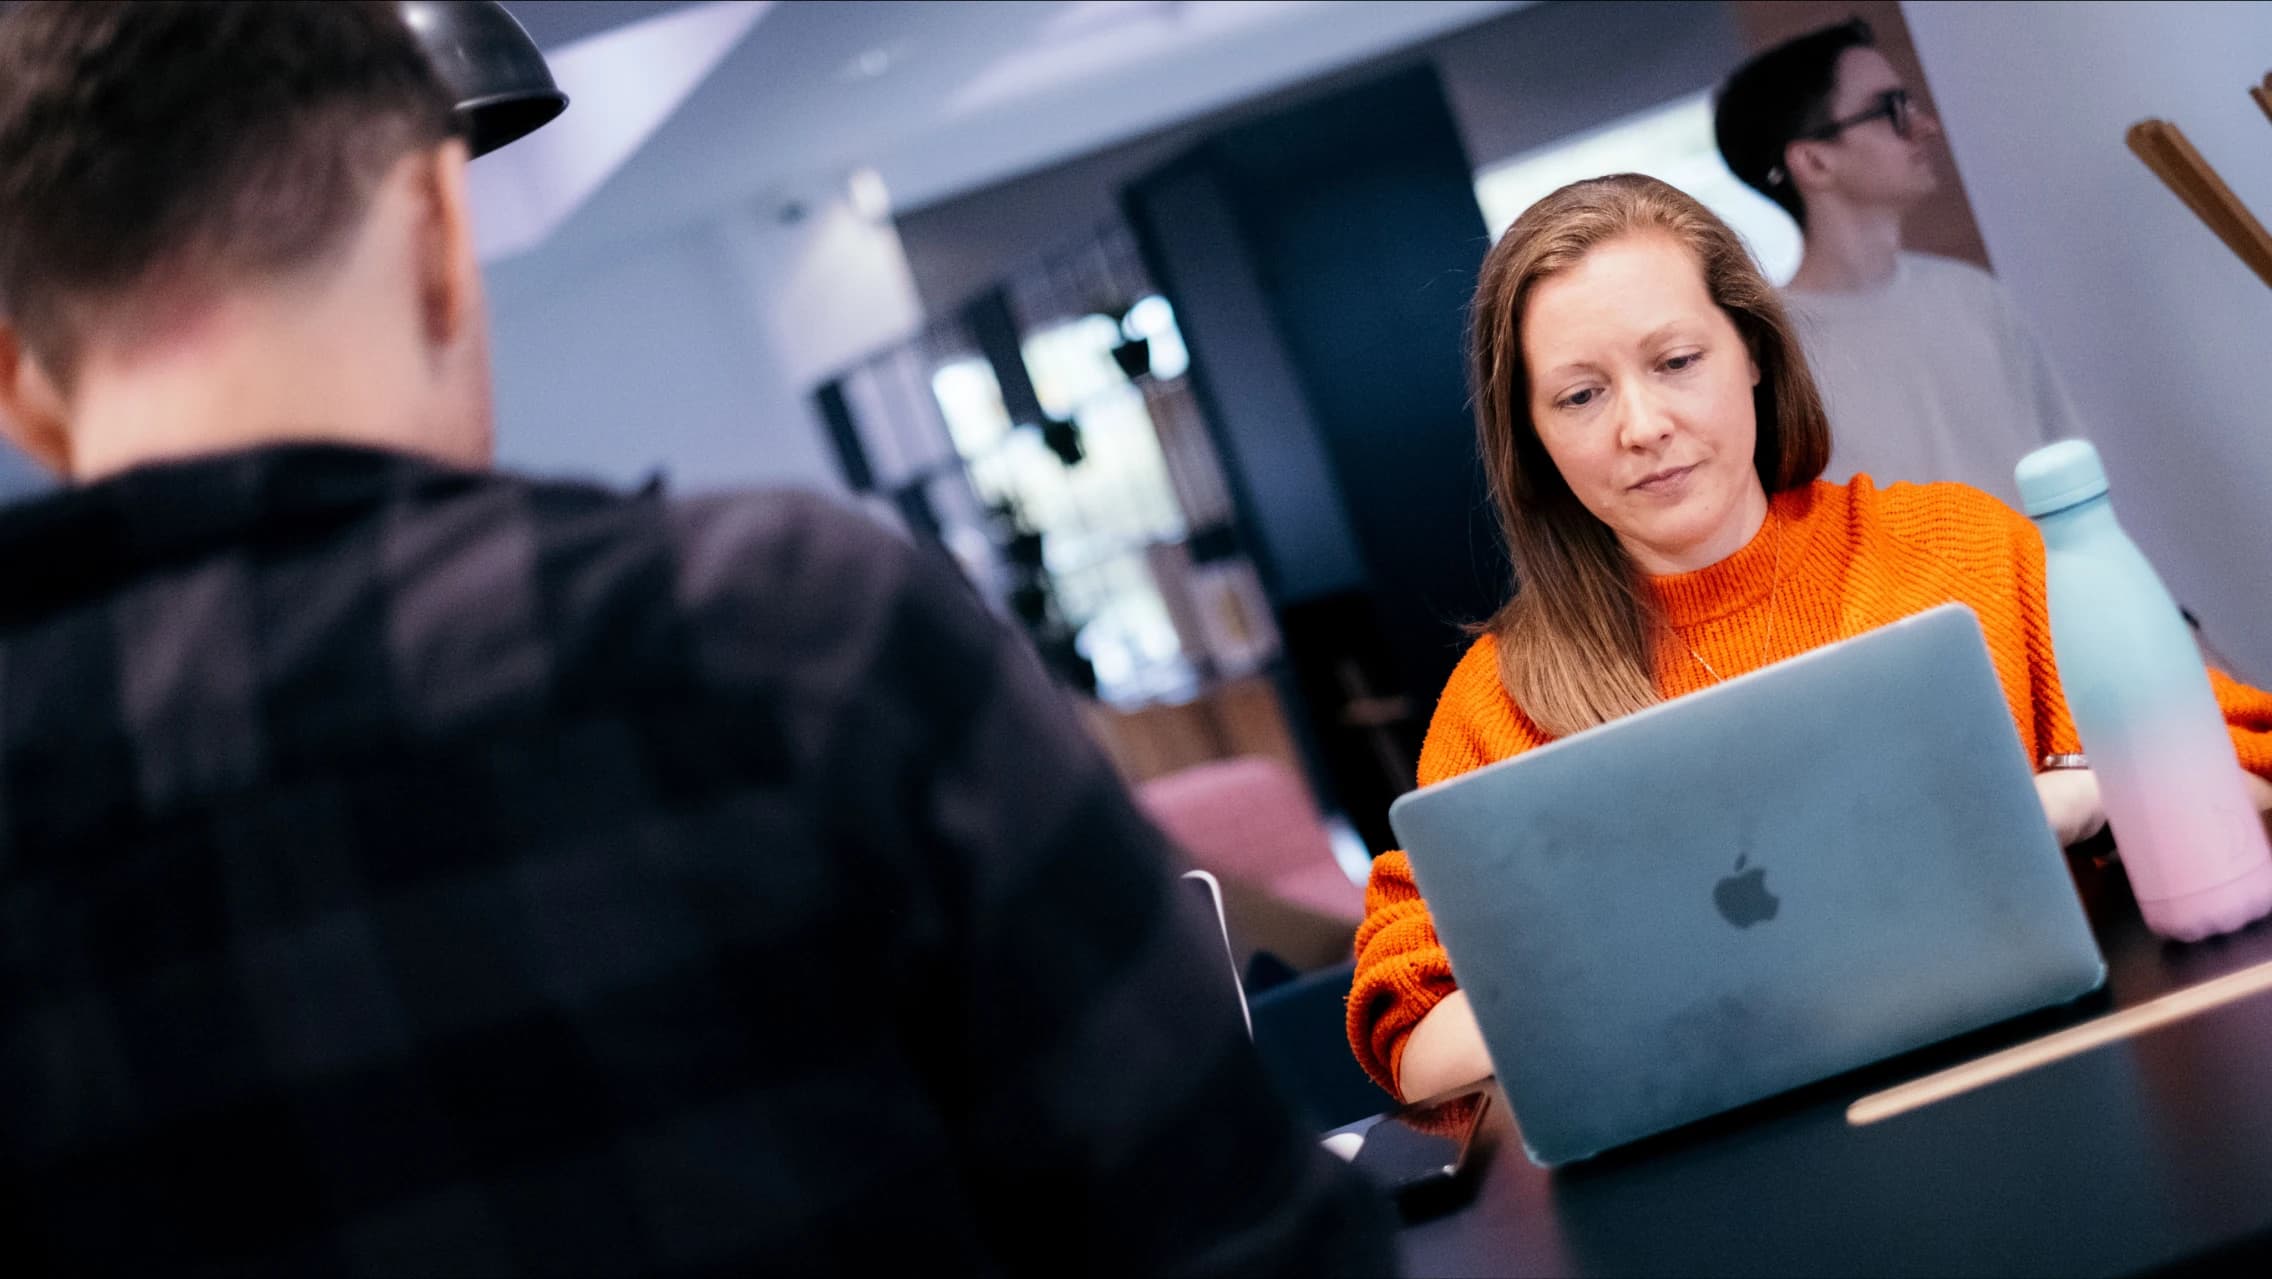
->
[1714,854,1779,929]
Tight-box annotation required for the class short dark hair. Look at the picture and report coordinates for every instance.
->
[0,1,456,380]
[1712,19,1876,229]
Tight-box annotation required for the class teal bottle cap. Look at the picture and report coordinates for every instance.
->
[2015,439,2110,516]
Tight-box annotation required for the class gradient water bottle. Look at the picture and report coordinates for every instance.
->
[2017,440,2272,941]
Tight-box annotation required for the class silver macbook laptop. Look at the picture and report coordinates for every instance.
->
[1387,603,2105,1166]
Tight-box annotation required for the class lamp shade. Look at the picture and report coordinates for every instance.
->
[400,1,567,157]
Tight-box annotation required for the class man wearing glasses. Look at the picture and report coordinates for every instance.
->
[1714,20,2082,508]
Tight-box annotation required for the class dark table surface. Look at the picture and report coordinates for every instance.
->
[1398,852,2272,1277]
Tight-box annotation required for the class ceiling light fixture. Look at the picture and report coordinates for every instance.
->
[841,45,897,81]
[399,0,567,157]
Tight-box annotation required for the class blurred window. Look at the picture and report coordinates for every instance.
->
[1473,90,1803,285]
[929,296,1197,703]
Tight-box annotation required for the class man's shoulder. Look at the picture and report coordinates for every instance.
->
[654,487,920,609]
[455,472,922,615]
[386,472,957,722]
[542,481,957,666]
[654,487,982,662]
[1896,251,2009,303]
[473,471,890,561]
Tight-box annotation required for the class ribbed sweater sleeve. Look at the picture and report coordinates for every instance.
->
[1346,639,1539,1095]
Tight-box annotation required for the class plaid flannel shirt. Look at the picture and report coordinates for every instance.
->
[0,444,1392,1275]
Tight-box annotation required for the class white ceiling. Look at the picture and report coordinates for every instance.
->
[509,0,708,49]
[492,0,1524,259]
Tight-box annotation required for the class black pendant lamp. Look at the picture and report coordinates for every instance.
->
[400,1,568,157]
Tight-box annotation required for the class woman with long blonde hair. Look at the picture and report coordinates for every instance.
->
[1352,174,2272,1101]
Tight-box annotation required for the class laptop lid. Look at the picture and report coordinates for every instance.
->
[1181,869,1251,1038]
[1388,604,2105,1166]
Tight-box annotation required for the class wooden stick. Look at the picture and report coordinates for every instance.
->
[1848,957,2272,1127]
[2155,121,2272,285]
[2126,123,2240,269]
[2126,120,2272,287]
[2252,82,2272,129]
[2127,122,2221,233]
[2126,119,2272,290]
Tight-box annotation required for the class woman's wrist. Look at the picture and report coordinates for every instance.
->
[2243,770,2272,815]
[2032,767,2107,847]
[1396,989,1493,1102]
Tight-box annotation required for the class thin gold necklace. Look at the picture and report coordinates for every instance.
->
[1680,508,1781,684]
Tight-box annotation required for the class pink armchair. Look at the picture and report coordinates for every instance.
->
[1135,756,1366,946]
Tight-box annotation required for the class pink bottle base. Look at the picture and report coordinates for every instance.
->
[2138,857,2272,942]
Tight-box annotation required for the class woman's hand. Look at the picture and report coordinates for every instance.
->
[2034,768,2108,847]
[2245,771,2272,817]
[2035,769,2272,847]
[1395,990,1494,1102]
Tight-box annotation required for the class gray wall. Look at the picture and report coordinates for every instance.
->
[482,183,924,496]
[896,0,1746,316]
[484,222,831,494]
[1904,0,2272,681]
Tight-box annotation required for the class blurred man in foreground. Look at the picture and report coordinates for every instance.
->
[0,3,1391,1272]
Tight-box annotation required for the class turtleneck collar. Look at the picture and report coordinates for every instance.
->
[1644,485,1820,627]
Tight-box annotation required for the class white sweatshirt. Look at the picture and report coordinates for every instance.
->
[1783,251,2082,508]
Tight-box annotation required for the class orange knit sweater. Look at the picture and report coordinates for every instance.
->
[1349,476,2272,1095]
